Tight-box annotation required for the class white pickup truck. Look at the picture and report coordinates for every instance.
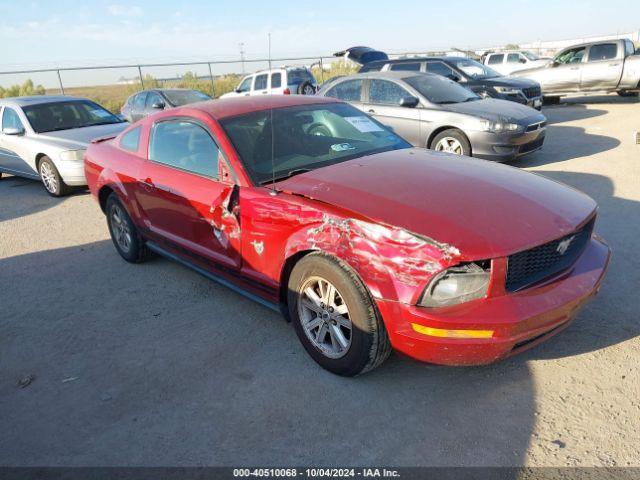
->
[511,39,640,99]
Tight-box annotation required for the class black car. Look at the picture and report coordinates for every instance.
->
[121,88,212,122]
[335,47,543,110]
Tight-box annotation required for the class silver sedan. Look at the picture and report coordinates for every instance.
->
[0,96,128,196]
[318,71,547,162]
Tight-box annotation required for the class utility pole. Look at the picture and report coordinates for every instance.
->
[239,42,246,74]
[268,33,272,70]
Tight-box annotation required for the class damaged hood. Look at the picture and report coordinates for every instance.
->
[277,149,597,259]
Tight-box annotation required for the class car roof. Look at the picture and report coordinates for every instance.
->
[0,95,88,108]
[337,71,438,81]
[188,95,340,120]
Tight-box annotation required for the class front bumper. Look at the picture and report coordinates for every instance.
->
[375,238,611,366]
[56,159,87,186]
[468,127,546,162]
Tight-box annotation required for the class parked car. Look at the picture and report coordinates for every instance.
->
[85,95,610,376]
[0,95,127,196]
[337,46,543,110]
[220,67,317,98]
[483,50,551,75]
[511,39,640,99]
[319,71,546,161]
[121,88,211,122]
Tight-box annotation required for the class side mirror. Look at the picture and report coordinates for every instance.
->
[446,74,461,82]
[151,101,165,109]
[3,127,25,136]
[399,96,420,108]
[519,58,527,63]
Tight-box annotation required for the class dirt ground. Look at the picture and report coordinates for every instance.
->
[0,94,638,467]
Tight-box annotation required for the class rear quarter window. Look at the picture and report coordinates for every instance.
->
[324,79,363,102]
[120,126,141,152]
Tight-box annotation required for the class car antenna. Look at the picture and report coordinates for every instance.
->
[269,104,277,196]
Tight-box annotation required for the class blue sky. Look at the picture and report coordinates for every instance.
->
[0,0,637,85]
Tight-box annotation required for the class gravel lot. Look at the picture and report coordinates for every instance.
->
[1,94,638,467]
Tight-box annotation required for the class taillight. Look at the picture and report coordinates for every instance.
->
[283,88,291,95]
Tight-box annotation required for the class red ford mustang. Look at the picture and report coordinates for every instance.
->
[85,95,611,376]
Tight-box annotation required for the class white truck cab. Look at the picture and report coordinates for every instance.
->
[484,51,550,75]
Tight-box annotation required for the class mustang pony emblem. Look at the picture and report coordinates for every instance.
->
[556,235,576,255]
[251,240,265,255]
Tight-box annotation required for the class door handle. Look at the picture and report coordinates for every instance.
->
[368,109,376,114]
[570,67,580,70]
[608,63,620,67]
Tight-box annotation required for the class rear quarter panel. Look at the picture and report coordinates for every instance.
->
[620,54,640,89]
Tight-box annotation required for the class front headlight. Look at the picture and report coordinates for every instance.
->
[494,86,523,95]
[59,149,86,162]
[480,119,522,133]
[419,262,490,308]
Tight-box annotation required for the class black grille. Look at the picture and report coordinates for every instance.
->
[522,86,541,99]
[518,135,545,153]
[506,217,595,292]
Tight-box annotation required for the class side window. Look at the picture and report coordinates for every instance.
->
[145,92,164,108]
[369,79,410,105]
[150,120,219,178]
[325,79,363,102]
[426,61,457,78]
[488,54,504,65]
[556,47,586,64]
[588,43,618,62]
[271,72,282,89]
[133,93,148,108]
[120,126,141,152]
[254,74,268,90]
[2,107,24,131]
[389,62,422,72]
[507,53,521,63]
[237,76,252,93]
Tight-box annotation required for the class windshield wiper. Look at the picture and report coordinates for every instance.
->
[261,168,313,185]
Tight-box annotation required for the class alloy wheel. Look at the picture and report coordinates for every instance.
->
[40,161,58,193]
[435,137,464,155]
[302,85,315,95]
[110,204,132,253]
[298,276,352,359]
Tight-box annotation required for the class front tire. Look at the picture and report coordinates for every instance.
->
[617,90,639,98]
[431,129,471,156]
[39,156,71,197]
[106,193,147,263]
[288,253,391,376]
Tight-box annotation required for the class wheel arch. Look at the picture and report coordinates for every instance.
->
[427,125,469,150]
[98,185,115,213]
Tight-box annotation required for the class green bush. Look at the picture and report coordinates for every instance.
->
[0,79,46,98]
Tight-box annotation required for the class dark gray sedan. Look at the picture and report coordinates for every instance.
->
[318,71,546,162]
[121,88,211,122]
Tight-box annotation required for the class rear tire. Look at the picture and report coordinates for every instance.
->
[105,193,147,263]
[39,156,71,197]
[288,253,391,376]
[431,129,471,156]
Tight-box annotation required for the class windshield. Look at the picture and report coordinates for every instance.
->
[405,74,479,104]
[522,51,540,61]
[163,90,211,106]
[451,58,501,79]
[220,103,410,185]
[23,100,124,133]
